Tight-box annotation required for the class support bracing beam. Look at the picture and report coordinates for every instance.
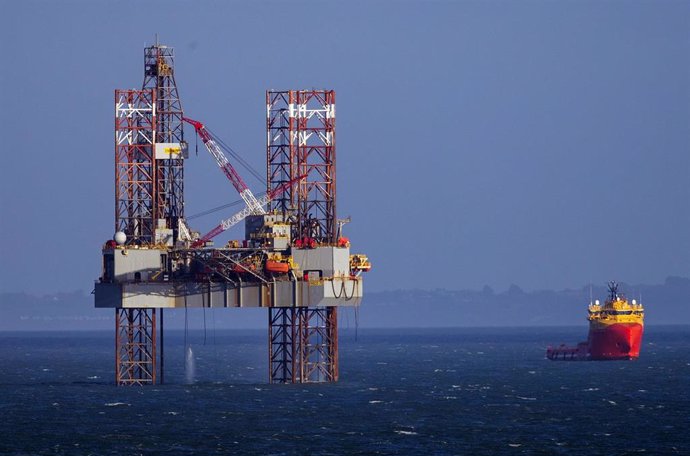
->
[159,308,164,384]
[115,308,157,385]
[268,307,296,383]
[268,307,338,383]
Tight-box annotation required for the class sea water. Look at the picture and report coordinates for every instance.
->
[0,326,688,455]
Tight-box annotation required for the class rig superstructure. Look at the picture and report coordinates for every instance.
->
[95,41,370,385]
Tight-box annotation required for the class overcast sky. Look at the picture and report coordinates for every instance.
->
[0,1,688,294]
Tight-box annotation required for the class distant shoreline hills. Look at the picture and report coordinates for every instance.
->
[0,277,688,331]
[363,276,689,328]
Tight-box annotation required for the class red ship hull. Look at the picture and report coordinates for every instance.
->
[588,323,643,360]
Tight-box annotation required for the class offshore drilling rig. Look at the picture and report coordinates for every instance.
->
[94,40,370,386]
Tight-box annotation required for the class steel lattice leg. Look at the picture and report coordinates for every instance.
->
[269,307,296,383]
[268,307,338,383]
[115,308,157,386]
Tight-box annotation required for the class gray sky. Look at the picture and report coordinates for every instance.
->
[0,1,688,294]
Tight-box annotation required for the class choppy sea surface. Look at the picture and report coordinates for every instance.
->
[0,326,688,455]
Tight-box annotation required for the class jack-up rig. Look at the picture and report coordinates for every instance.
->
[94,40,371,385]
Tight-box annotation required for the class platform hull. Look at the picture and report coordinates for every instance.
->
[588,322,643,360]
[95,278,362,309]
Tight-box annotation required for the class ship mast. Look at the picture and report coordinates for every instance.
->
[607,281,619,302]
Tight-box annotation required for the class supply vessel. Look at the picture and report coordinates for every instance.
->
[547,282,644,361]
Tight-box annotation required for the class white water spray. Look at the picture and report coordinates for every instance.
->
[185,345,196,384]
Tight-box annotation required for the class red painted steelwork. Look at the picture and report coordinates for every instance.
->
[115,308,157,385]
[182,117,251,196]
[115,89,156,245]
[267,90,337,244]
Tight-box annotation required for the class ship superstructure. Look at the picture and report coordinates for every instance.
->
[587,282,644,360]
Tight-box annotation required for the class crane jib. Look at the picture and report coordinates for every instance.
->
[192,177,303,246]
[183,116,262,207]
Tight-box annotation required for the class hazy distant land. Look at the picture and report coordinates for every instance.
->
[1,277,687,331]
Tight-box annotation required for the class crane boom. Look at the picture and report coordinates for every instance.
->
[191,175,305,247]
[191,193,271,247]
[183,117,265,215]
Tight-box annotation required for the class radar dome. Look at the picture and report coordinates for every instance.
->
[114,231,127,245]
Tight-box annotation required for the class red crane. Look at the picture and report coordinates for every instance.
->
[183,116,304,247]
[183,117,265,215]
[190,176,304,248]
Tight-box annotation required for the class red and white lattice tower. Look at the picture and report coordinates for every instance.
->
[266,90,336,244]
[114,89,156,244]
[266,90,339,383]
[111,40,184,385]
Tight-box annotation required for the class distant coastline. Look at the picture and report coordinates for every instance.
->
[0,277,687,331]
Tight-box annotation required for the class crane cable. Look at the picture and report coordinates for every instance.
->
[187,199,244,220]
[186,123,271,223]
[186,190,271,221]
[205,127,266,184]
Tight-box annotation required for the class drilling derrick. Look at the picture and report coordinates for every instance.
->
[110,42,186,386]
[143,42,186,243]
[97,42,370,386]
